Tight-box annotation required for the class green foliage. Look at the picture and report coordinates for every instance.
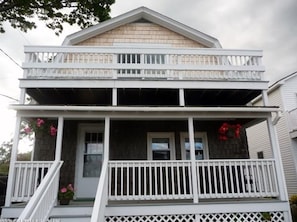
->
[0,139,32,175]
[0,0,115,35]
[291,195,297,205]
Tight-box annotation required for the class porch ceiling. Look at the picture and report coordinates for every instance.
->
[26,88,261,106]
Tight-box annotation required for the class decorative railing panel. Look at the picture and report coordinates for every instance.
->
[108,159,279,202]
[23,46,264,81]
[195,159,279,199]
[11,161,54,202]
[108,161,193,200]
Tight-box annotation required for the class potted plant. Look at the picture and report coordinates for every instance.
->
[58,184,74,205]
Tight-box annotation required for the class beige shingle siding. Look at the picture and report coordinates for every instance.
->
[76,23,206,48]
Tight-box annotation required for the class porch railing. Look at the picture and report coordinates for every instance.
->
[18,161,63,221]
[11,161,54,202]
[23,46,264,81]
[108,159,279,201]
[108,160,193,200]
[195,159,279,199]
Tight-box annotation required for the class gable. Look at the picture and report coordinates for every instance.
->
[76,21,206,48]
[63,7,221,48]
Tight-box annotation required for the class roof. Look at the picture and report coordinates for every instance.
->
[62,7,221,48]
[250,71,297,104]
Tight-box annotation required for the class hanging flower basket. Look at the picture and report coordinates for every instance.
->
[218,123,241,141]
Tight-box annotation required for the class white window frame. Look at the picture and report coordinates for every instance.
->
[147,132,176,160]
[180,132,209,160]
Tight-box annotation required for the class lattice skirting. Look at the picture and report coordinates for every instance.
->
[105,211,285,222]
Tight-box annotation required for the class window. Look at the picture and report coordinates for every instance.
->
[180,132,209,160]
[147,132,175,160]
[257,151,264,159]
[83,132,104,177]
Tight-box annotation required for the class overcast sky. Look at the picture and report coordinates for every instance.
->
[0,0,296,147]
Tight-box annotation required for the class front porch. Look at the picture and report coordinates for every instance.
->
[1,107,291,221]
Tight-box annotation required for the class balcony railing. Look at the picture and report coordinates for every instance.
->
[23,46,264,81]
[108,159,279,202]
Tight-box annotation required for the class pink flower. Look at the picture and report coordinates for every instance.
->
[60,187,67,193]
[50,125,57,136]
[36,118,45,127]
[24,127,31,134]
[67,184,74,191]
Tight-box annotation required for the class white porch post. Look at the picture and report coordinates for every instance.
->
[55,117,64,161]
[188,117,199,203]
[262,89,288,201]
[179,88,185,106]
[266,117,288,201]
[104,117,110,161]
[112,88,117,106]
[4,116,22,206]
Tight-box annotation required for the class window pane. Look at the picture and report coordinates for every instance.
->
[153,150,170,160]
[152,138,170,150]
[184,137,204,160]
[83,154,102,177]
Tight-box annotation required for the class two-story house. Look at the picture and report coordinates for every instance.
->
[247,71,297,197]
[1,7,292,222]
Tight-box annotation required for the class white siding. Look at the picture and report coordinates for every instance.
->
[247,76,297,196]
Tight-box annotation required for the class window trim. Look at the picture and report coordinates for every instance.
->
[180,132,209,160]
[147,132,176,160]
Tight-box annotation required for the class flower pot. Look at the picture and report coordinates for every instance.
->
[59,198,71,205]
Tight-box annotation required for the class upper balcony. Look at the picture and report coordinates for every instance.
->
[23,46,265,83]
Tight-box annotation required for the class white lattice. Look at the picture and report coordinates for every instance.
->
[105,214,195,222]
[105,212,285,222]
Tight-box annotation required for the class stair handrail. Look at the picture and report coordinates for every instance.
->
[90,158,109,222]
[17,160,63,221]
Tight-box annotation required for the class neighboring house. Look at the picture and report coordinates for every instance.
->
[1,7,292,222]
[247,71,297,197]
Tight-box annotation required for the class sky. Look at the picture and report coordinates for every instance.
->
[0,0,296,150]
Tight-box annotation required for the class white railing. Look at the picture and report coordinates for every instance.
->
[23,46,264,81]
[195,159,279,199]
[18,161,63,221]
[11,161,54,202]
[108,160,193,201]
[108,159,279,201]
[91,157,109,222]
[288,108,297,132]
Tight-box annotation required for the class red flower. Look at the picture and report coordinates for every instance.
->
[36,118,45,127]
[50,125,57,136]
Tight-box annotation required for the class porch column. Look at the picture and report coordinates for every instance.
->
[104,117,110,159]
[266,117,288,201]
[262,89,289,201]
[5,116,22,206]
[188,117,199,203]
[112,88,117,106]
[179,88,185,106]
[55,117,64,161]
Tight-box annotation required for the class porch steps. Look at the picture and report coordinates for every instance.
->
[50,205,92,222]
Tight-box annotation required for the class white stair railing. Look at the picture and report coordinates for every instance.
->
[90,158,109,222]
[17,161,63,221]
